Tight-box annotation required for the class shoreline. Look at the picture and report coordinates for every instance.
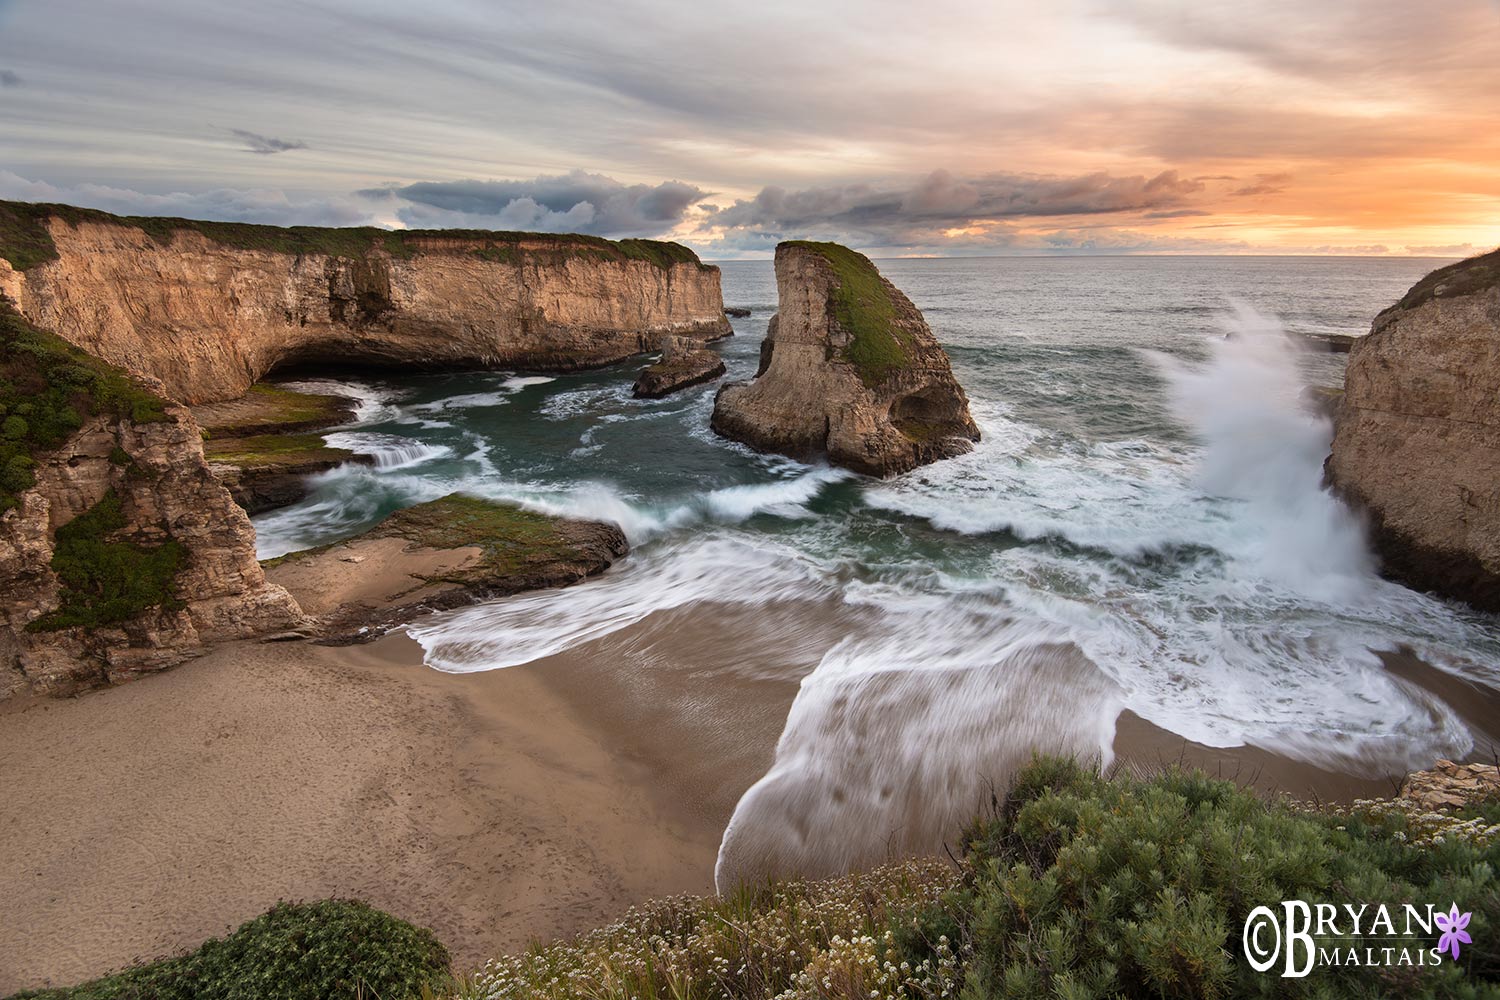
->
[2,630,1496,993]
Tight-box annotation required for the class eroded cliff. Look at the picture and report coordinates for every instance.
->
[0,302,302,700]
[1327,247,1500,609]
[711,241,978,477]
[0,201,730,404]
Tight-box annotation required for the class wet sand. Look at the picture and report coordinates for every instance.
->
[3,622,1495,993]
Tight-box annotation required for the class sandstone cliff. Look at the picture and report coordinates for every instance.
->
[0,201,730,404]
[1327,247,1500,609]
[0,303,302,700]
[711,241,978,476]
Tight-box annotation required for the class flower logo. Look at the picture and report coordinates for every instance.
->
[1434,904,1472,961]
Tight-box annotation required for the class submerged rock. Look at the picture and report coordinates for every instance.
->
[1326,246,1500,609]
[264,493,627,641]
[632,336,727,398]
[725,306,752,318]
[711,241,978,477]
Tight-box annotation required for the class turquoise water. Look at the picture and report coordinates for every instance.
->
[253,255,1500,881]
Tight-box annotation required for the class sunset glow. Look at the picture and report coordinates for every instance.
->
[1,0,1497,256]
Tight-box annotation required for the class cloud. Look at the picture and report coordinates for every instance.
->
[1231,173,1292,197]
[229,128,307,155]
[700,169,1207,249]
[369,170,709,237]
[1404,243,1480,256]
[0,170,377,228]
[0,70,21,87]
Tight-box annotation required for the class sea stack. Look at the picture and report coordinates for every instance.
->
[711,241,979,476]
[1327,247,1500,609]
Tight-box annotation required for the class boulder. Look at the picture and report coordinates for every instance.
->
[1327,247,1500,609]
[711,241,978,477]
[632,336,727,398]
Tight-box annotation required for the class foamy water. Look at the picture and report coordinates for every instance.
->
[252,256,1500,886]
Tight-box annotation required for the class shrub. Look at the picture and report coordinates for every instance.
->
[6,899,451,1000]
[950,757,1500,999]
[27,490,185,631]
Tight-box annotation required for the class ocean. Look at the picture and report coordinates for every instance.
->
[251,255,1500,884]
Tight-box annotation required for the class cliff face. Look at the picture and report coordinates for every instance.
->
[711,241,978,477]
[0,202,730,404]
[1327,247,1500,609]
[0,305,302,700]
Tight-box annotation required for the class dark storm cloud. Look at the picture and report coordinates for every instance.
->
[370,171,709,237]
[703,170,1206,246]
[229,129,307,155]
[0,70,22,87]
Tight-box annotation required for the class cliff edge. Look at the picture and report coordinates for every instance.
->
[0,302,302,700]
[0,200,730,404]
[710,241,978,477]
[1327,246,1500,609]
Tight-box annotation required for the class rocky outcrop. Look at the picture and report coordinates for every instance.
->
[0,200,731,404]
[1327,247,1500,609]
[632,336,726,398]
[193,383,369,514]
[0,412,302,701]
[711,241,978,476]
[265,494,627,641]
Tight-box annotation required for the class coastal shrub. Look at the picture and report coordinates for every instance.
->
[783,240,914,387]
[6,899,451,1000]
[460,759,1497,1000]
[951,757,1500,999]
[0,300,168,512]
[459,860,963,1000]
[27,490,185,631]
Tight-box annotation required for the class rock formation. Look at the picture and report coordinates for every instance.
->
[265,494,628,641]
[711,241,978,476]
[0,305,302,700]
[0,200,731,404]
[1327,247,1500,609]
[193,383,369,514]
[632,336,726,398]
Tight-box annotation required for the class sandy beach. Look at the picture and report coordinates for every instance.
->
[0,633,744,993]
[7,604,1494,994]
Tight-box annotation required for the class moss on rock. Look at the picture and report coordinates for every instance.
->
[782,240,916,388]
[1379,245,1500,322]
[27,490,185,632]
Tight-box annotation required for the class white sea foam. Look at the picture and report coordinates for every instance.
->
[322,431,452,470]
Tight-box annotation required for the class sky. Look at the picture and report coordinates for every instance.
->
[1,0,1498,258]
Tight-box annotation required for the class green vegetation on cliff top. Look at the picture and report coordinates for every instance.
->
[0,199,710,273]
[783,240,915,388]
[6,899,451,1000]
[1381,244,1500,319]
[0,300,168,513]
